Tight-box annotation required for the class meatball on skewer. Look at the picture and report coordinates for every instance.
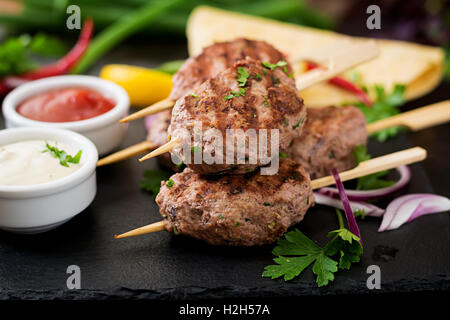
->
[114,147,427,245]
[120,38,292,123]
[140,57,307,175]
[120,38,378,123]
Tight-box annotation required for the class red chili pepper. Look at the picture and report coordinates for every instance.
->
[305,61,372,106]
[20,19,94,80]
[0,81,9,95]
[0,19,94,94]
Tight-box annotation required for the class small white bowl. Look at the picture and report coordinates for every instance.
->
[2,75,130,155]
[0,127,98,234]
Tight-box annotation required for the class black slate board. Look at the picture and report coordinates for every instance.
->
[0,41,449,300]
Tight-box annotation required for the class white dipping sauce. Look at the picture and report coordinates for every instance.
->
[0,140,83,186]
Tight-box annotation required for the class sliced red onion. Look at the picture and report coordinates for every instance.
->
[314,193,385,217]
[145,115,158,132]
[331,169,363,245]
[378,194,450,232]
[318,165,411,201]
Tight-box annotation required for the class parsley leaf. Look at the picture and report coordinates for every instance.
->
[140,170,172,199]
[223,88,245,100]
[263,227,362,287]
[0,36,35,77]
[0,33,68,77]
[353,145,395,190]
[43,143,82,167]
[352,84,406,142]
[28,33,67,57]
[261,60,287,71]
[237,67,250,87]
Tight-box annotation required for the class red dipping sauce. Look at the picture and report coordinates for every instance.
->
[17,88,116,122]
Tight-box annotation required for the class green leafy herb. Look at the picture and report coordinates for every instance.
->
[140,169,172,199]
[282,119,289,127]
[354,209,365,220]
[224,88,245,100]
[237,67,250,87]
[42,143,82,167]
[353,145,395,190]
[262,60,287,71]
[256,73,263,80]
[0,36,35,77]
[352,84,406,142]
[223,94,234,100]
[166,179,175,188]
[191,93,198,98]
[279,152,287,159]
[0,33,69,78]
[263,95,270,107]
[156,59,185,75]
[28,33,67,57]
[444,45,450,81]
[263,226,362,286]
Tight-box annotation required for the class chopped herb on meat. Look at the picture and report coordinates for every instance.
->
[237,67,250,87]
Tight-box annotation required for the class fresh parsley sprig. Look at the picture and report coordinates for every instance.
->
[263,209,363,287]
[223,88,246,100]
[352,84,406,142]
[237,67,250,87]
[262,60,288,71]
[353,145,395,190]
[0,34,67,77]
[42,143,82,167]
[140,170,173,199]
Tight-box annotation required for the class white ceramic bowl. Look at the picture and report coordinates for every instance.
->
[0,127,98,234]
[2,75,130,155]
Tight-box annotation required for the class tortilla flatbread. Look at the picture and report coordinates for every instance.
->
[187,6,444,107]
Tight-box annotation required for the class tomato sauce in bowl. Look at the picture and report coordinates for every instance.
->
[16,88,116,122]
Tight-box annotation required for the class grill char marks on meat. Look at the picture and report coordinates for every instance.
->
[170,38,292,101]
[156,159,314,246]
[288,105,367,179]
[169,57,306,175]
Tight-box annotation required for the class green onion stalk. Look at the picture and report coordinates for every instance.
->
[72,0,183,74]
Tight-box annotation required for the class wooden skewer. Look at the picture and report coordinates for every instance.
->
[296,40,379,91]
[115,146,427,239]
[97,141,157,167]
[138,138,179,162]
[310,147,426,189]
[118,40,379,123]
[137,42,380,162]
[114,221,166,239]
[120,98,175,123]
[366,100,450,134]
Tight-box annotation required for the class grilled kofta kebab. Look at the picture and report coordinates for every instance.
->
[171,38,291,102]
[288,105,367,179]
[146,105,367,178]
[115,146,427,245]
[143,57,306,175]
[156,159,313,246]
[120,38,292,123]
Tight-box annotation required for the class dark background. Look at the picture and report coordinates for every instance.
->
[0,0,449,307]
